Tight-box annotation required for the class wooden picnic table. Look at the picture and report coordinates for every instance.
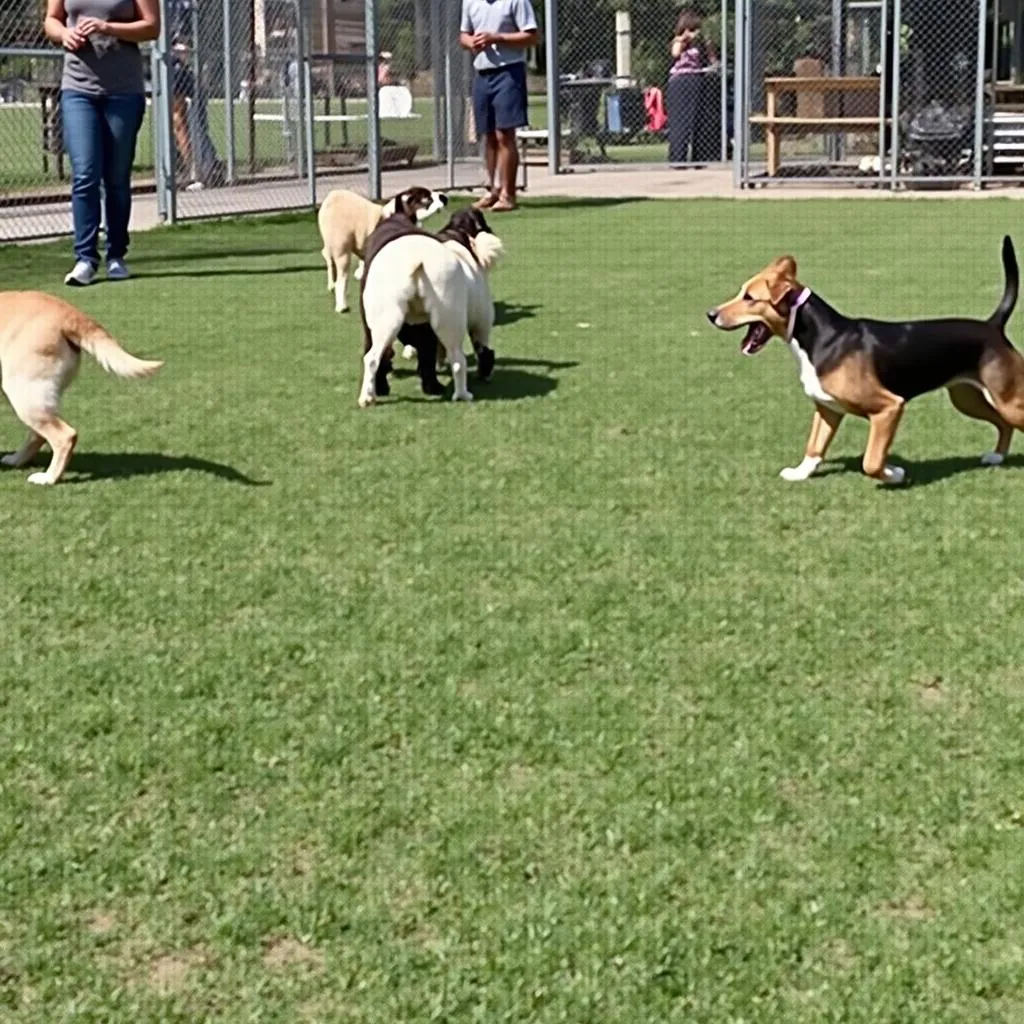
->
[751,76,885,176]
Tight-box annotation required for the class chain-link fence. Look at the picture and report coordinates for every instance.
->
[553,0,731,171]
[734,0,1024,189]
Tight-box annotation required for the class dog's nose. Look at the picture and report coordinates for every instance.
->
[706,309,718,324]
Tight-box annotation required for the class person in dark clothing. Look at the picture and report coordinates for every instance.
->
[666,7,718,166]
[171,37,221,188]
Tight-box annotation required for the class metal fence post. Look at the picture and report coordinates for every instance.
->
[431,0,443,162]
[151,46,166,221]
[365,0,381,200]
[222,0,236,184]
[720,0,729,164]
[732,0,743,186]
[300,0,316,205]
[544,0,560,175]
[889,0,901,190]
[444,32,456,188]
[973,0,987,189]
[877,0,888,183]
[156,10,177,224]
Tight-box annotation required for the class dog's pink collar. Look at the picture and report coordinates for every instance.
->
[786,287,812,342]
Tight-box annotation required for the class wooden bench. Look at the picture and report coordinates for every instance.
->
[990,109,1024,168]
[753,76,885,176]
[515,127,574,189]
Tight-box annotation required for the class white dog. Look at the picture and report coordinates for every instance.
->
[317,186,447,314]
[359,206,504,407]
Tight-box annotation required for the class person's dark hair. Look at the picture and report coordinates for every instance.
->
[675,8,702,35]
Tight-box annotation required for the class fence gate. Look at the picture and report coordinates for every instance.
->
[734,0,1020,190]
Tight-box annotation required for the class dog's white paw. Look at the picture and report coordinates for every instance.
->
[452,390,474,403]
[357,392,376,409]
[779,456,821,482]
[881,465,906,485]
[400,345,417,361]
[981,451,1005,466]
[335,302,350,314]
[26,472,54,486]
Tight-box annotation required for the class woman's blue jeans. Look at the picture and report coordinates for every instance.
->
[61,90,145,267]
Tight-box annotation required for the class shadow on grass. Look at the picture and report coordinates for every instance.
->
[41,452,273,485]
[131,242,317,265]
[494,300,541,326]
[820,453,1024,488]
[135,262,319,280]
[522,196,652,212]
[388,355,578,404]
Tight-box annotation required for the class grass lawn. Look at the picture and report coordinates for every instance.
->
[3,197,1024,1021]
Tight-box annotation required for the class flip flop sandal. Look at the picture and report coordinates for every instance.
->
[474,191,499,209]
[490,200,519,212]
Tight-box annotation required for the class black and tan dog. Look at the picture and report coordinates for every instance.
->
[707,236,1022,485]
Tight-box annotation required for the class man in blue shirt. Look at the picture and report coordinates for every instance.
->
[459,0,539,212]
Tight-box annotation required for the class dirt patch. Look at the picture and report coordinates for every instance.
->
[917,676,946,707]
[84,910,118,936]
[147,949,208,994]
[877,896,935,922]
[262,937,324,972]
[819,937,857,972]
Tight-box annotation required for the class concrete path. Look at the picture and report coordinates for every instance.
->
[4,161,1024,245]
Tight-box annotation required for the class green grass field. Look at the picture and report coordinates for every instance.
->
[3,198,1024,1021]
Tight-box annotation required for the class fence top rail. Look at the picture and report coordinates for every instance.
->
[309,53,369,65]
[764,76,880,90]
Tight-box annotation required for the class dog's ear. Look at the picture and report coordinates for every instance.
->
[769,255,798,278]
[766,256,799,306]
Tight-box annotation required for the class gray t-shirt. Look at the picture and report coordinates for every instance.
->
[461,0,538,71]
[61,0,145,96]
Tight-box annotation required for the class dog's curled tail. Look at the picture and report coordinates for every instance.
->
[471,231,505,272]
[991,234,1019,329]
[75,324,164,379]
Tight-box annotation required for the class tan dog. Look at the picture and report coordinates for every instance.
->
[707,237,1023,485]
[317,186,448,315]
[0,292,163,485]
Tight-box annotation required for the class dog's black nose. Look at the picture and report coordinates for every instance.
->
[706,309,718,324]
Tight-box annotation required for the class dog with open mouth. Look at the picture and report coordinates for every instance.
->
[707,237,1023,485]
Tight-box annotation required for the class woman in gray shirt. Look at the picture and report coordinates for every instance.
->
[44,0,160,286]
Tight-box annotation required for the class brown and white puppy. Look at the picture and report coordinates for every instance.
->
[707,237,1023,485]
[317,186,447,314]
[0,292,162,485]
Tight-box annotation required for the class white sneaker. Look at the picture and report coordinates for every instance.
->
[106,259,130,281]
[64,260,96,287]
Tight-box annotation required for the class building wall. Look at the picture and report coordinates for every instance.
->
[311,0,366,56]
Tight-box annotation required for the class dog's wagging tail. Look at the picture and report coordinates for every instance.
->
[991,234,1018,329]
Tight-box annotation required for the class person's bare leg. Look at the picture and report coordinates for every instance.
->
[493,129,519,208]
[475,133,500,208]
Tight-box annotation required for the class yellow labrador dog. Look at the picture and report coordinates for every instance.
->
[0,292,163,485]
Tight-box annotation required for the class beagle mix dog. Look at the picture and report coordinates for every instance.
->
[707,236,1022,485]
